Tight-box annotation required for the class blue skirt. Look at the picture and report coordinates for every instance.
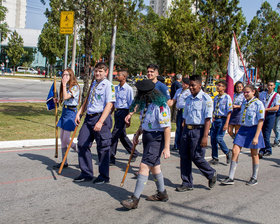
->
[233,125,265,149]
[229,108,242,125]
[57,107,77,131]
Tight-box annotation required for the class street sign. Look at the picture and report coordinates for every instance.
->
[60,11,74,34]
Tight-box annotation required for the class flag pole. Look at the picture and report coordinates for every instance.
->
[233,32,250,84]
[54,75,58,158]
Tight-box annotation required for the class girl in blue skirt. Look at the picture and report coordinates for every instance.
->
[228,81,244,139]
[221,84,265,186]
[53,68,80,169]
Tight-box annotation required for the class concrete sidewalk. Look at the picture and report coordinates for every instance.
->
[0,132,176,149]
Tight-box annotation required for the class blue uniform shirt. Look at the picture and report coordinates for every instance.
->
[240,98,265,127]
[87,79,116,114]
[155,81,171,100]
[213,93,233,117]
[233,93,245,106]
[183,90,213,125]
[259,91,280,112]
[64,84,80,106]
[173,88,191,109]
[141,104,171,132]
[114,83,133,109]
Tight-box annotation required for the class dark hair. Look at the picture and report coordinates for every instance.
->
[234,81,244,93]
[147,64,159,71]
[182,77,189,84]
[244,84,259,98]
[216,80,227,88]
[95,62,108,71]
[267,81,275,85]
[118,69,128,78]
[189,75,202,84]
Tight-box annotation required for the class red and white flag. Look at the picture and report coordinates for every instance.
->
[226,37,244,100]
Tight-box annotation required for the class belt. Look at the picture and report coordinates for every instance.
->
[64,105,77,111]
[214,115,226,119]
[115,108,129,111]
[186,124,204,130]
[87,113,102,117]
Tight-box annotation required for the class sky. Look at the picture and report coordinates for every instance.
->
[25,0,280,30]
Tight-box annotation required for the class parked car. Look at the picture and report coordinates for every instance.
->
[17,67,38,74]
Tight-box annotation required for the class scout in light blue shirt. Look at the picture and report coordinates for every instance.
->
[174,88,191,109]
[64,85,80,106]
[233,92,245,106]
[213,93,233,117]
[87,78,116,114]
[141,104,171,132]
[259,91,280,112]
[183,90,213,125]
[115,82,134,109]
[239,98,265,127]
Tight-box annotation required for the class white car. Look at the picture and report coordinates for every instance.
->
[17,67,38,74]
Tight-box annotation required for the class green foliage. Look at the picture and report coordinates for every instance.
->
[21,48,37,67]
[6,31,25,69]
[0,0,9,42]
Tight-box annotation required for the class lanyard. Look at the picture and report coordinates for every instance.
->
[241,97,258,123]
[214,94,224,115]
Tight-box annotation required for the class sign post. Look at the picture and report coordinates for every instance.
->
[60,11,74,70]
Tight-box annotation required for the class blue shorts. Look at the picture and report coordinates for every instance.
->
[57,107,77,131]
[141,131,164,167]
[234,125,265,149]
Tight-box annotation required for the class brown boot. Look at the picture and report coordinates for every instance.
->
[121,195,140,209]
[146,190,169,202]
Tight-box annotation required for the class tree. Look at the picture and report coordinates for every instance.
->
[0,0,9,42]
[6,31,25,71]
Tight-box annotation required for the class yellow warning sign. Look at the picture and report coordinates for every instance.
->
[60,11,74,34]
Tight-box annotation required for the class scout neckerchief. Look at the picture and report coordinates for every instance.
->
[90,78,104,104]
[265,91,277,108]
[241,97,258,124]
[214,93,225,116]
[233,93,241,104]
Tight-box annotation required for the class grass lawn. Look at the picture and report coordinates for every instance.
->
[0,103,175,141]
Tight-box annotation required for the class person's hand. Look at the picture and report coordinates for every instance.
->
[200,136,208,148]
[62,75,69,86]
[53,97,59,103]
[75,113,81,125]
[93,121,103,132]
[223,124,228,131]
[162,147,170,159]
[125,114,132,127]
[252,137,258,145]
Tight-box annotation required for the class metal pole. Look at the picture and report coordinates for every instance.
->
[64,35,69,70]
[71,24,77,74]
[108,16,117,82]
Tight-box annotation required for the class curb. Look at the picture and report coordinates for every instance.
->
[0,132,176,149]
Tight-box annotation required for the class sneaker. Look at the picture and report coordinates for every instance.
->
[263,151,272,157]
[258,151,264,159]
[226,151,232,164]
[175,185,193,192]
[146,190,169,202]
[93,177,109,184]
[221,177,234,185]
[272,142,280,147]
[209,158,219,165]
[208,172,217,189]
[53,163,68,169]
[246,177,258,186]
[121,195,140,209]
[73,175,93,183]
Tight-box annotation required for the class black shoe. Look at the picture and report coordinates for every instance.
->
[226,151,232,164]
[258,151,264,159]
[53,163,68,169]
[208,172,217,189]
[73,175,93,183]
[221,177,234,185]
[175,185,193,192]
[209,158,219,165]
[93,177,109,184]
[263,151,272,157]
[246,177,258,186]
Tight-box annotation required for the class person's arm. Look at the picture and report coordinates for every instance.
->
[162,127,171,159]
[233,105,241,109]
[223,112,232,131]
[93,102,113,131]
[252,119,264,145]
[75,98,88,125]
[266,105,279,112]
[167,99,173,107]
[201,118,211,147]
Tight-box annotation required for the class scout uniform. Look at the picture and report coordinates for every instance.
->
[229,93,245,125]
[259,91,280,155]
[110,82,139,164]
[179,89,216,190]
[76,78,115,182]
[173,87,191,149]
[210,93,233,162]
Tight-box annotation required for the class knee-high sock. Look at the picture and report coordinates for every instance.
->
[133,174,148,199]
[252,164,259,180]
[152,172,165,192]
[229,161,238,180]
[61,147,68,164]
[61,129,76,149]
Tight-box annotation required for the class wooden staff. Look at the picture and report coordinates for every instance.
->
[54,75,58,158]
[58,77,94,174]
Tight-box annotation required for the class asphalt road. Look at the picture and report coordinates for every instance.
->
[1,135,280,223]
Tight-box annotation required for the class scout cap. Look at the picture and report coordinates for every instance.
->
[135,79,155,93]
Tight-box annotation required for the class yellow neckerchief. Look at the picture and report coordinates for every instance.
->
[241,97,258,123]
[214,93,225,115]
